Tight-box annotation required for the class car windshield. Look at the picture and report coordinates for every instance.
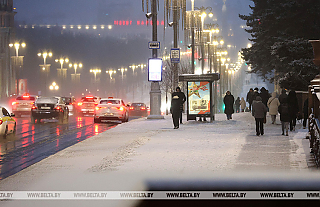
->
[132,103,144,107]
[100,100,120,105]
[81,97,97,102]
[36,97,59,104]
[16,96,35,101]
[62,97,71,103]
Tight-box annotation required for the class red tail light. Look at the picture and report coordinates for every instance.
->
[94,103,98,106]
[116,107,124,111]
[0,120,3,125]
[55,106,61,110]
[31,105,37,109]
[129,107,134,110]
[30,102,34,105]
[140,107,146,110]
[77,102,83,106]
[95,106,101,111]
[12,102,18,105]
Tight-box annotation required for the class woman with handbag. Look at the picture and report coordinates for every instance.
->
[267,92,280,124]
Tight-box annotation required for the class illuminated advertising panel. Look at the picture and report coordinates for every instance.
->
[148,58,162,82]
[188,81,210,115]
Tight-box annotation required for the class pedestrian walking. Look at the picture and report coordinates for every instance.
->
[303,98,309,129]
[287,90,299,131]
[246,88,254,112]
[252,87,260,103]
[252,96,268,136]
[170,87,185,129]
[278,88,288,104]
[240,97,246,112]
[235,97,240,113]
[260,87,271,107]
[223,91,234,120]
[175,87,186,124]
[278,98,290,136]
[267,92,280,124]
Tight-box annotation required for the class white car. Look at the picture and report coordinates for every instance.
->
[0,106,16,137]
[94,97,129,123]
[11,94,37,117]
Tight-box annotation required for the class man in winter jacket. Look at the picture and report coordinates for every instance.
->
[246,88,254,111]
[171,87,186,129]
[252,96,268,136]
[278,98,290,136]
[176,87,186,124]
[260,87,271,107]
[223,91,234,120]
[278,88,288,104]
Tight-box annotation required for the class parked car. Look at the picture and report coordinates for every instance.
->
[31,97,69,124]
[0,106,16,138]
[11,94,37,117]
[94,97,129,123]
[76,96,100,115]
[129,103,148,117]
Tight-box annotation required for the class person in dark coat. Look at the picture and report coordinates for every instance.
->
[260,87,271,107]
[252,96,268,136]
[303,99,309,129]
[235,97,240,113]
[223,91,234,120]
[287,90,299,131]
[278,97,290,136]
[246,88,254,112]
[252,87,260,103]
[171,87,185,129]
[278,88,288,104]
[175,87,186,124]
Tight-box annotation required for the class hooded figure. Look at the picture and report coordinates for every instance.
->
[223,91,234,120]
[260,87,271,107]
[246,88,254,111]
[252,96,268,136]
[278,89,288,104]
[235,97,241,113]
[278,97,290,136]
[267,92,280,124]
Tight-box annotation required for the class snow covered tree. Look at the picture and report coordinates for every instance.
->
[240,0,320,90]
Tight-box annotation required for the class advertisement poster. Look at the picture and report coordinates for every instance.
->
[188,82,210,115]
[19,79,27,95]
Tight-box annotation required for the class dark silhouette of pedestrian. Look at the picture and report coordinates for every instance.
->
[170,87,186,129]
[175,87,186,124]
[252,96,268,136]
[224,91,234,120]
[303,98,308,129]
[260,87,271,107]
[246,88,254,111]
[278,88,288,104]
[278,97,290,136]
[235,97,240,113]
[287,90,299,131]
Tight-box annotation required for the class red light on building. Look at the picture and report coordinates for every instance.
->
[126,21,129,25]
[141,21,145,25]
[137,21,140,25]
[114,20,118,25]
[161,20,164,25]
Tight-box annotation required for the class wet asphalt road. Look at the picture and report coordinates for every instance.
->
[0,115,137,180]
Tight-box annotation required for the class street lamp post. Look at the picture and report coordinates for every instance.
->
[55,57,69,96]
[38,51,53,96]
[90,68,101,95]
[69,62,82,83]
[9,42,26,95]
[49,81,59,96]
[106,69,117,96]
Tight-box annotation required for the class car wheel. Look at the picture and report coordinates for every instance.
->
[13,123,16,133]
[37,118,41,123]
[31,116,36,124]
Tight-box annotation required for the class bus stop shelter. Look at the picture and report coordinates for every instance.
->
[179,73,220,122]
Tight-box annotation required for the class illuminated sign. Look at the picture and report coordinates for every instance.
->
[148,58,162,82]
[188,82,210,115]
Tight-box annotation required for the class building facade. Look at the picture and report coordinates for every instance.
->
[0,0,15,99]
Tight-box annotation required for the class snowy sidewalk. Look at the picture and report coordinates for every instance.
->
[0,112,317,206]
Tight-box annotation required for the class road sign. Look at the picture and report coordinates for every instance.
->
[170,48,180,63]
[148,41,160,49]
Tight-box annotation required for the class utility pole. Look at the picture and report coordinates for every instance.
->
[148,0,164,119]
[191,0,195,74]
[173,0,179,89]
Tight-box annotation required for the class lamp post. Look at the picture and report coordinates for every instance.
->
[9,42,26,95]
[69,62,82,83]
[38,51,53,96]
[90,68,101,95]
[106,69,117,96]
[55,57,69,95]
[49,81,59,96]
